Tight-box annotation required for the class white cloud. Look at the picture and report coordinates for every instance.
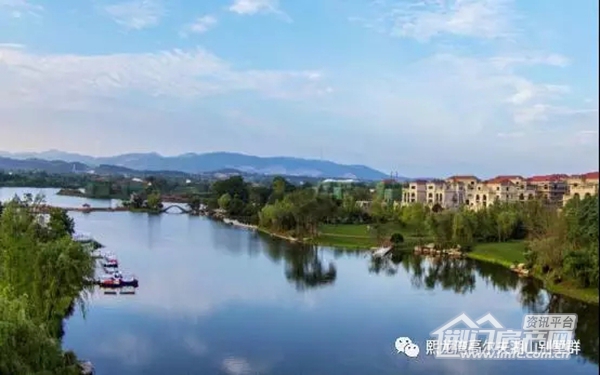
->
[0,0,42,17]
[355,0,516,41]
[0,46,330,107]
[228,0,291,21]
[180,15,218,37]
[221,356,275,375]
[418,53,573,125]
[489,53,571,69]
[103,0,163,30]
[221,357,254,375]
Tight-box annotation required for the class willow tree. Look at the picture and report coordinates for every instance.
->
[0,195,95,372]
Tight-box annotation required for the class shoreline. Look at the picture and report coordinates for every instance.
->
[466,251,599,305]
[222,219,599,305]
[50,202,600,305]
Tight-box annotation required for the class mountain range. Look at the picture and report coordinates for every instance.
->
[0,150,396,181]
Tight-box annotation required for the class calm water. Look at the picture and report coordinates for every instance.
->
[2,188,599,375]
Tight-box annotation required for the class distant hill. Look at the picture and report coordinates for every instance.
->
[1,150,395,181]
[0,157,89,174]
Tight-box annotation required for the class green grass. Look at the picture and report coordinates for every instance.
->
[467,241,527,268]
[468,241,599,304]
[313,223,422,250]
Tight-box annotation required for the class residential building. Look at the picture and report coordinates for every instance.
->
[563,172,599,206]
[526,174,569,204]
[401,180,427,206]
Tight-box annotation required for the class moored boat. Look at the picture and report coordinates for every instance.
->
[101,253,119,268]
[96,271,138,288]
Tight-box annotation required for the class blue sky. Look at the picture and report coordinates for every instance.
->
[0,0,597,177]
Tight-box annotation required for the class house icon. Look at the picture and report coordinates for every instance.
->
[429,313,505,358]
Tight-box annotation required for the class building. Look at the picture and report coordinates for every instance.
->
[399,171,598,210]
[467,176,537,210]
[526,174,569,205]
[401,180,427,206]
[401,178,466,209]
[425,180,460,208]
[563,172,599,206]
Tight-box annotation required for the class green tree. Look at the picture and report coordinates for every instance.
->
[186,194,202,213]
[426,211,454,249]
[218,193,232,210]
[496,210,518,242]
[146,192,163,211]
[212,176,248,203]
[47,208,75,239]
[451,210,476,250]
[401,203,428,244]
[0,195,95,373]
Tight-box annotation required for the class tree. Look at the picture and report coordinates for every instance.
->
[146,192,163,211]
[47,208,75,239]
[496,210,518,242]
[451,210,476,250]
[212,176,248,203]
[0,196,95,373]
[186,194,202,213]
[269,176,295,203]
[401,203,428,244]
[218,193,232,210]
[426,211,454,249]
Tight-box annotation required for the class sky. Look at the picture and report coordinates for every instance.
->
[0,0,598,177]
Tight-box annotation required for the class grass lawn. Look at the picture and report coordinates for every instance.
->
[467,241,527,268]
[468,241,599,304]
[314,223,423,250]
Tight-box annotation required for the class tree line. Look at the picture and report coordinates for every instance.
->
[196,176,598,291]
[196,176,374,231]
[0,194,95,374]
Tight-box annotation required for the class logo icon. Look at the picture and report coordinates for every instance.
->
[427,312,580,360]
[395,337,420,358]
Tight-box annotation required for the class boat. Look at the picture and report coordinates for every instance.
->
[96,272,138,288]
[101,253,119,268]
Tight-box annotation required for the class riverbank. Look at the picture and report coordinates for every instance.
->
[246,221,599,304]
[467,241,599,304]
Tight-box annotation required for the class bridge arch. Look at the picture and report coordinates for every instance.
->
[161,205,191,214]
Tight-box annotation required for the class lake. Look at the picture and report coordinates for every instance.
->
[2,188,599,375]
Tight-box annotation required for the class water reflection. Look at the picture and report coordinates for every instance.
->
[261,234,337,291]
[373,253,599,365]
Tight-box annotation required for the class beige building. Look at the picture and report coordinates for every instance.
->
[526,174,569,204]
[401,179,466,209]
[563,172,599,206]
[401,180,427,206]
[399,172,598,210]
